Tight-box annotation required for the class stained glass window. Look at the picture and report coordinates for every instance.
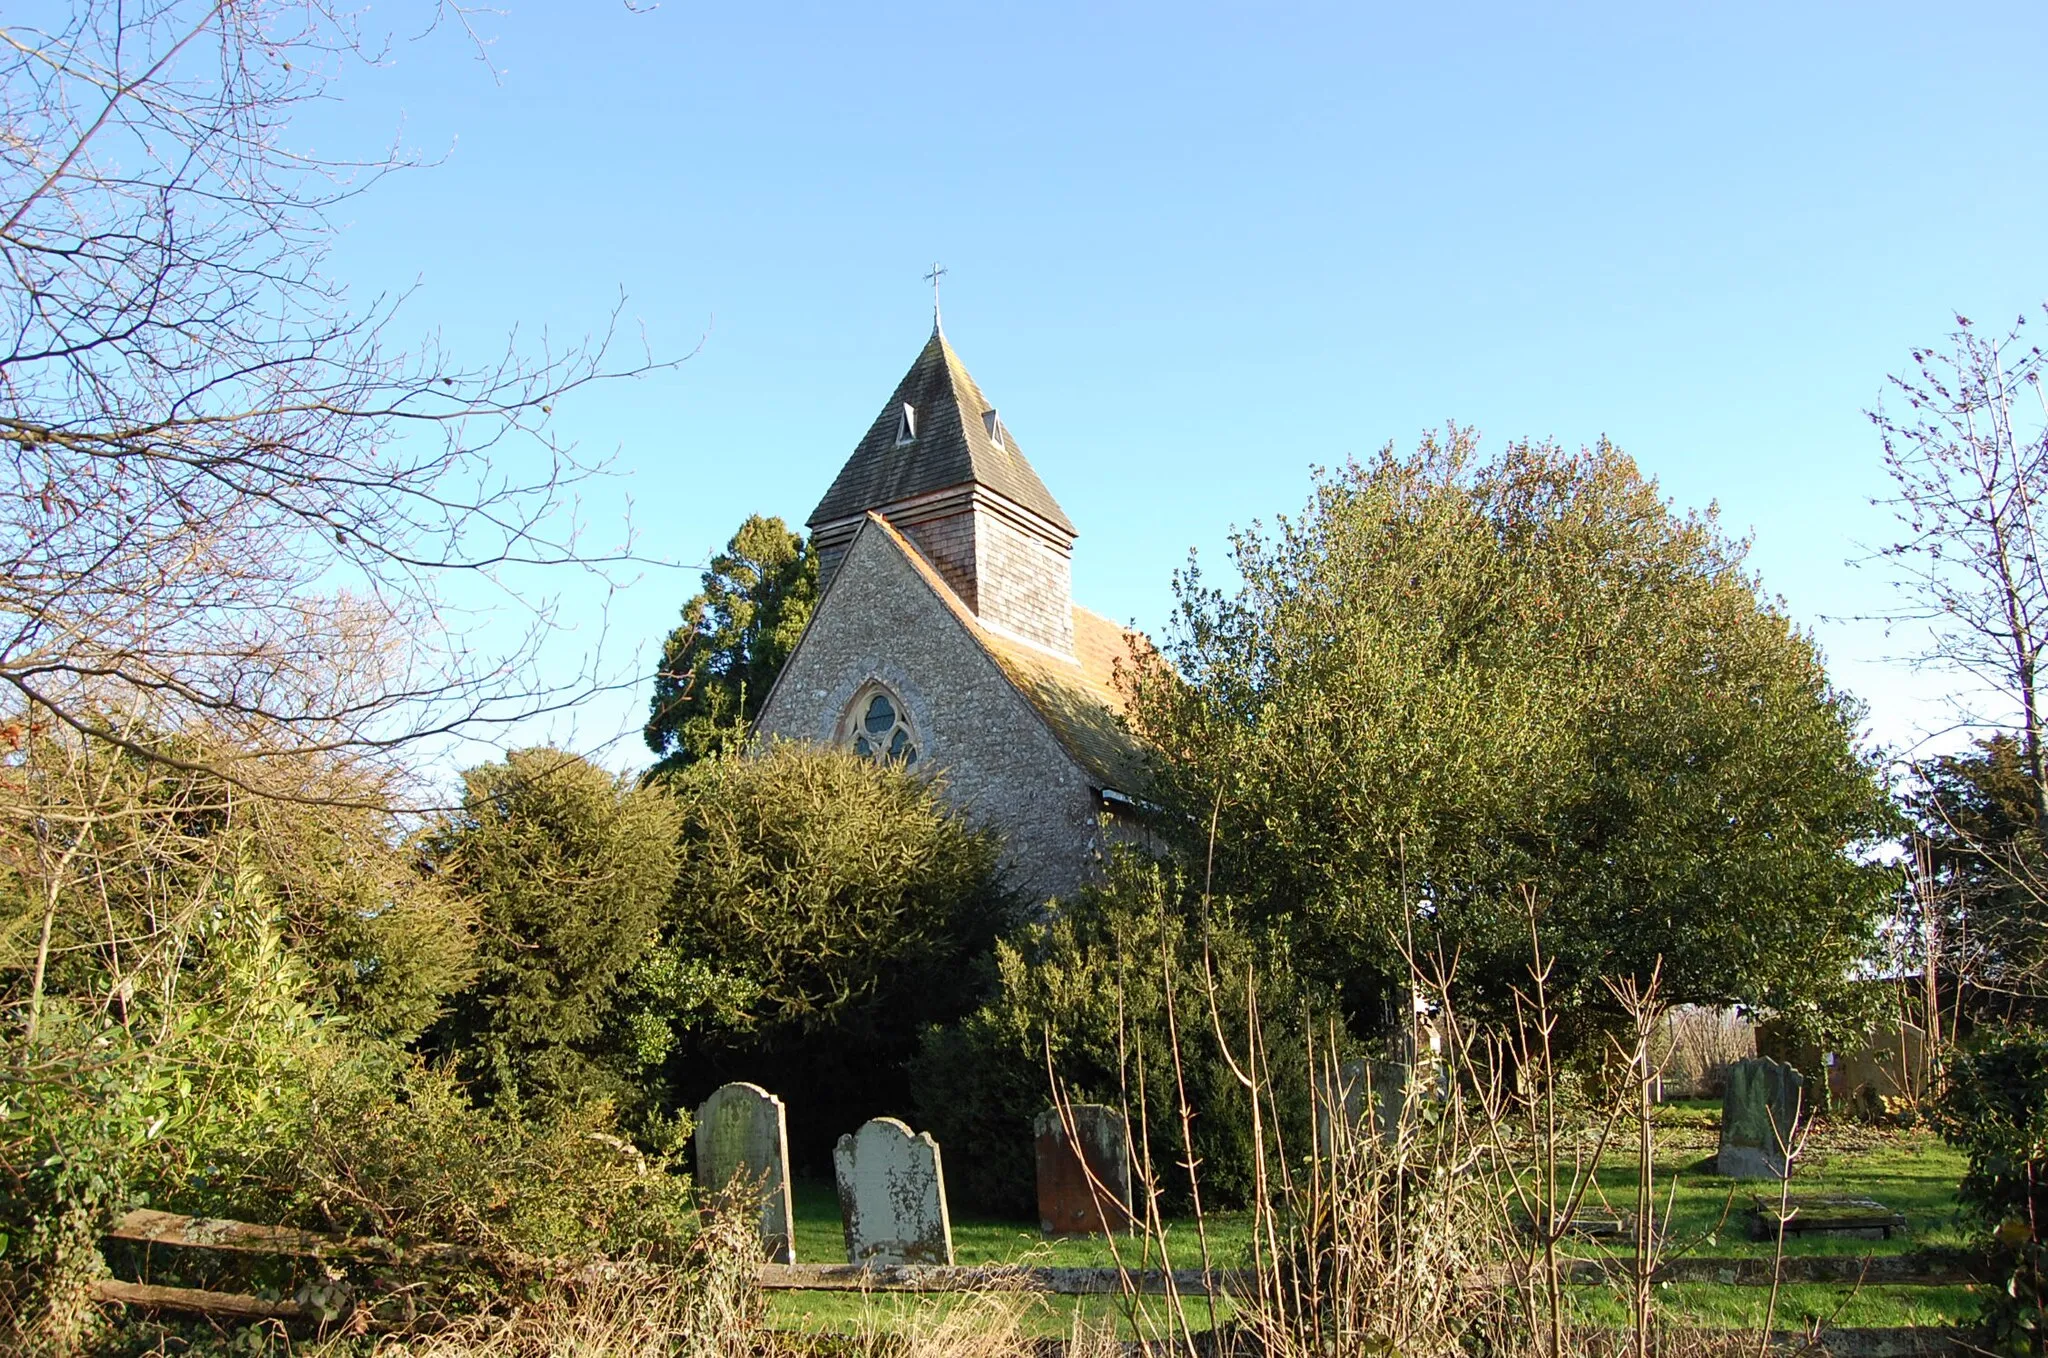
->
[847,688,917,767]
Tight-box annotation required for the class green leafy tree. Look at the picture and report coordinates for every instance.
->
[1128,430,1899,1045]
[628,743,1015,1165]
[912,847,1333,1215]
[645,516,818,774]
[419,748,680,1113]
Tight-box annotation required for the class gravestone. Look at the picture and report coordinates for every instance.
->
[1716,1057,1804,1180]
[694,1082,795,1263]
[834,1117,954,1265]
[1034,1105,1134,1235]
[1313,1059,1412,1154]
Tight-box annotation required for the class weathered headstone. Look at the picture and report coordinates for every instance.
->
[1313,1059,1412,1154]
[1034,1105,1134,1235]
[694,1082,795,1264]
[1716,1057,1804,1180]
[834,1117,954,1265]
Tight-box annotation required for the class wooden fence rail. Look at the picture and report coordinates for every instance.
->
[105,1210,1989,1296]
[90,1209,1985,1356]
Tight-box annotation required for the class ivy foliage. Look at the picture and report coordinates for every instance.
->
[644,515,817,775]
[2,858,696,1353]
[418,748,681,1116]
[630,743,1016,1165]
[913,848,1333,1217]
[1127,431,1900,1044]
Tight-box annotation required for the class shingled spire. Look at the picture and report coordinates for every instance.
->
[809,328,1078,655]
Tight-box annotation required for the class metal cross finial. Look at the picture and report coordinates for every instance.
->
[924,262,947,332]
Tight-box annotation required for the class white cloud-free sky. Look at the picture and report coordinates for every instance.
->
[294,1,2046,774]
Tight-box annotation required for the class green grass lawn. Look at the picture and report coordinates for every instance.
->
[1562,1101,1972,1260]
[768,1106,1979,1336]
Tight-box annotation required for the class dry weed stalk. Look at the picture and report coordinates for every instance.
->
[1073,890,1779,1358]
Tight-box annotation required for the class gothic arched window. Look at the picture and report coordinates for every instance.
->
[843,684,919,767]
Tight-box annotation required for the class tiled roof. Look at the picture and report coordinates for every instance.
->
[809,330,1075,535]
[861,515,1150,793]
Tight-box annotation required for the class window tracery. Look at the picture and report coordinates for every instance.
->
[844,684,919,767]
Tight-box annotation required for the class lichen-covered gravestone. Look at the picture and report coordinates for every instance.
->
[1716,1057,1804,1180]
[1034,1105,1134,1235]
[1313,1060,1367,1157]
[1313,1059,1413,1154]
[834,1117,954,1265]
[694,1082,796,1263]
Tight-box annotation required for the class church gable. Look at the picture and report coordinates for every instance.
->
[753,516,1111,903]
[759,322,1157,903]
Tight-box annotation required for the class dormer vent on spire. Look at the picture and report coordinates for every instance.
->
[809,330,1077,655]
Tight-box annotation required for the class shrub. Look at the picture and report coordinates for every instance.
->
[632,743,1017,1167]
[912,847,1335,1217]
[201,1043,699,1263]
[419,748,681,1116]
[1933,1026,2048,1352]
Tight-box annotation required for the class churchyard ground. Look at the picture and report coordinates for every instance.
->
[765,1104,1974,1338]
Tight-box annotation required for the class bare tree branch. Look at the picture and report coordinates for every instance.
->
[0,1,680,805]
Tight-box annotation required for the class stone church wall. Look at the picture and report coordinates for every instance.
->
[754,524,1106,905]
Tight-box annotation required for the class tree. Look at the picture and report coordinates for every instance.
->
[418,748,680,1114]
[627,743,1013,1165]
[1128,431,1899,1044]
[1873,309,2048,834]
[644,515,817,775]
[1906,737,2048,1006]
[1,721,476,1047]
[0,2,667,803]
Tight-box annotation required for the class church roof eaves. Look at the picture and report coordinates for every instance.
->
[859,513,1151,794]
[808,331,1076,536]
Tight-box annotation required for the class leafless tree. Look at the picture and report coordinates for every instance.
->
[1873,308,2048,825]
[0,1,671,803]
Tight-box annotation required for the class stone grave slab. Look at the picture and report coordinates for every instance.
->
[1748,1195,1907,1241]
[694,1081,795,1264]
[1531,1205,1632,1240]
[1034,1104,1135,1236]
[1716,1057,1804,1180]
[834,1117,954,1266]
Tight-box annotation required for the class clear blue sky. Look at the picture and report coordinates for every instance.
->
[306,1,2047,771]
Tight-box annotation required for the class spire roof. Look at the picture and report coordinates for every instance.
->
[808,329,1075,535]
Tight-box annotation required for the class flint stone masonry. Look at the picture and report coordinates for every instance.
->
[694,1082,795,1263]
[1717,1058,1804,1180]
[753,520,1108,904]
[1034,1105,1134,1235]
[834,1118,954,1266]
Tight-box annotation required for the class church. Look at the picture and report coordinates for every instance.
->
[752,322,1152,904]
